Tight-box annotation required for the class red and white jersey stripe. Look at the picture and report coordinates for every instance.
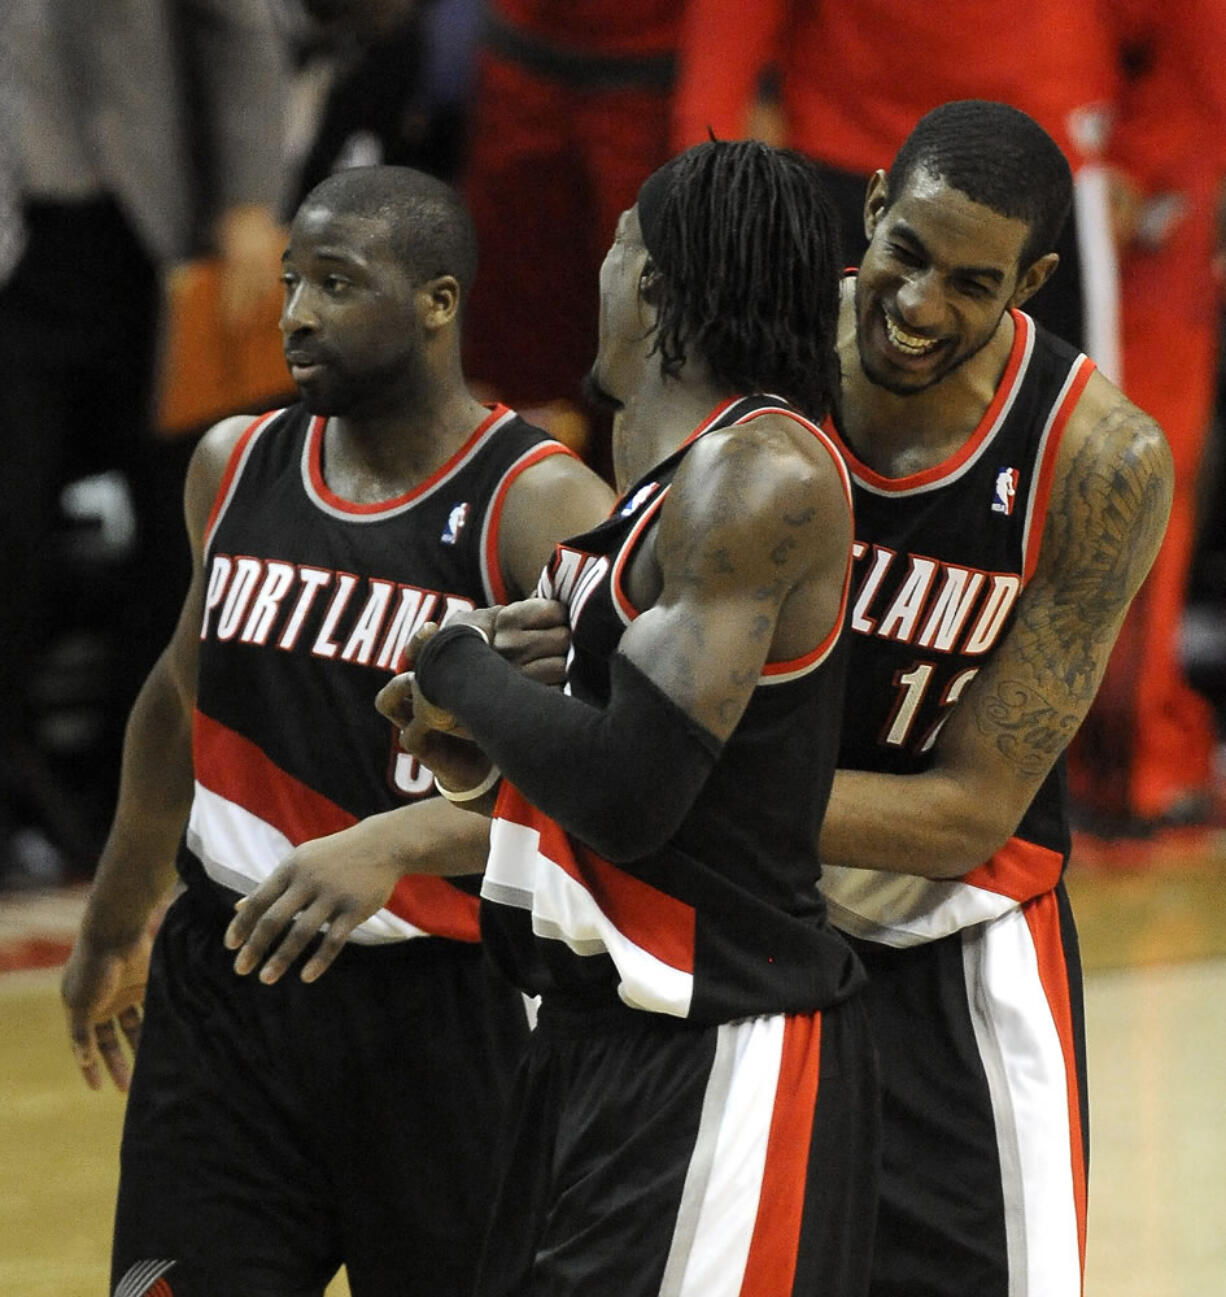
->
[182,401,572,944]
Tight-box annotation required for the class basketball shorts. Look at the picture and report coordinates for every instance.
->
[844,886,1088,1297]
[472,992,880,1297]
[111,882,531,1297]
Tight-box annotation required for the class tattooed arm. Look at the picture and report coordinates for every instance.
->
[618,415,851,741]
[819,373,1174,878]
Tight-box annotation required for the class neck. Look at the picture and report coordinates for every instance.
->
[612,360,732,490]
[836,282,1016,476]
[325,368,489,502]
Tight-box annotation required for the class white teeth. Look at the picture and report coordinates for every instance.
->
[884,314,939,355]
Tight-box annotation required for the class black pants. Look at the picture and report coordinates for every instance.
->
[114,883,532,1297]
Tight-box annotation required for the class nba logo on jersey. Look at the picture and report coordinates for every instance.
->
[441,502,470,544]
[991,468,1019,516]
[619,482,657,517]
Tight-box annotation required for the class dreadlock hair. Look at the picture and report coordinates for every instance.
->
[639,140,843,422]
[301,165,478,297]
[886,101,1073,269]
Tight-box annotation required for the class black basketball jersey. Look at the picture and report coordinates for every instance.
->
[820,310,1096,945]
[480,395,865,1023]
[180,402,573,944]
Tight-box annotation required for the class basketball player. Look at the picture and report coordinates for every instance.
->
[375,140,879,1297]
[60,166,613,1297]
[814,102,1173,1296]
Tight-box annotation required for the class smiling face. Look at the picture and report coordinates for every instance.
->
[279,202,426,417]
[854,167,1053,396]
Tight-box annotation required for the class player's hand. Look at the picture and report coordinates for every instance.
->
[378,621,461,737]
[378,609,499,744]
[225,826,401,984]
[61,927,153,1092]
[376,653,494,793]
[493,598,570,685]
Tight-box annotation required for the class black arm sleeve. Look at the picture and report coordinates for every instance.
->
[414,625,722,863]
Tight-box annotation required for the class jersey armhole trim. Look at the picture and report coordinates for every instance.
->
[610,486,671,625]
[480,441,580,605]
[1021,354,1097,584]
[202,408,283,556]
[730,406,856,682]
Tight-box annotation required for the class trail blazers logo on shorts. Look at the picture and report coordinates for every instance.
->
[991,467,1019,516]
[114,1258,176,1297]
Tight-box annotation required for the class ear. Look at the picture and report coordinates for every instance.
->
[863,170,889,241]
[635,256,664,337]
[638,257,662,306]
[1011,252,1059,308]
[419,275,461,330]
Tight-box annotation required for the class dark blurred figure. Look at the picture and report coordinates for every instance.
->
[288,0,482,202]
[673,0,1121,376]
[0,0,287,886]
[459,0,685,466]
[1068,0,1226,833]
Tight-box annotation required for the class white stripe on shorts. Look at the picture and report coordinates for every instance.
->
[962,907,1082,1297]
[658,1015,786,1297]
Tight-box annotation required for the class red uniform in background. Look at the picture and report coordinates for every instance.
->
[1070,0,1226,828]
[461,0,680,419]
[672,0,1121,376]
[673,0,1114,172]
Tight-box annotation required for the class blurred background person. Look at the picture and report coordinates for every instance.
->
[0,0,288,888]
[1068,0,1226,835]
[284,0,482,203]
[458,0,686,468]
[672,0,1226,842]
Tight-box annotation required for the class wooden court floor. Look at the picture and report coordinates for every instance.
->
[2,826,1224,1297]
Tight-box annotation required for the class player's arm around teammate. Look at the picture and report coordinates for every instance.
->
[223,450,613,984]
[819,371,1173,879]
[377,410,853,852]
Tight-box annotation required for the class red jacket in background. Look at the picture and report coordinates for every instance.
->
[674,0,1116,172]
[492,0,680,57]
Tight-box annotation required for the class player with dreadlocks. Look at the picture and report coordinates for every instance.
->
[371,137,880,1297]
[632,141,843,422]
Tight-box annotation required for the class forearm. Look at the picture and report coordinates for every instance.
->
[415,629,720,862]
[84,663,195,945]
[819,768,1019,880]
[342,798,492,879]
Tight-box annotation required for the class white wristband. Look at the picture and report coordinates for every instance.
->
[434,764,501,803]
[453,623,491,647]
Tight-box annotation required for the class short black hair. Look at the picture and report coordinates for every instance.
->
[639,140,842,421]
[300,165,478,294]
[886,100,1073,268]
